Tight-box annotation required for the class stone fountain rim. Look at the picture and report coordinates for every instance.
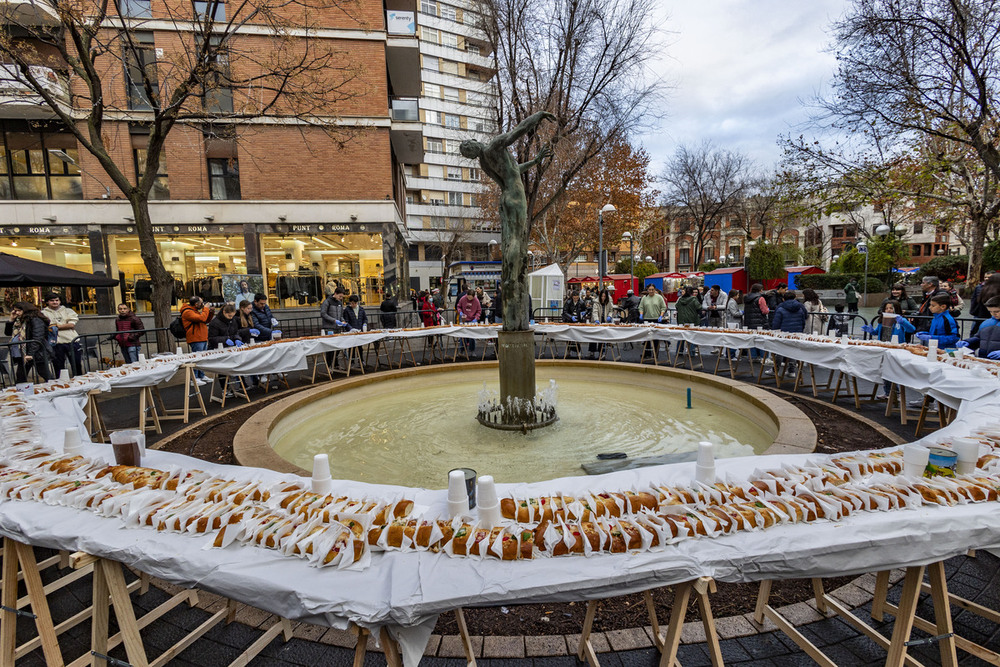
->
[233,360,816,479]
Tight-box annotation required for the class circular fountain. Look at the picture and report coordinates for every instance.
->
[235,361,815,488]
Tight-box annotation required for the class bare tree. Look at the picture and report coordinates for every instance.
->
[816,0,1000,279]
[0,0,364,341]
[660,142,752,266]
[479,0,666,232]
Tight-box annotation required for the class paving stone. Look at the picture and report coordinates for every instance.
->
[680,621,707,644]
[771,653,821,666]
[291,622,327,642]
[715,613,758,639]
[605,627,653,651]
[318,626,356,647]
[565,631,610,653]
[674,643,713,667]
[829,582,872,608]
[744,611,778,633]
[735,630,792,659]
[778,601,824,625]
[437,633,482,658]
[887,569,906,584]
[853,572,879,594]
[532,656,583,667]
[482,635,525,658]
[523,634,568,656]
[423,634,441,656]
[616,647,660,666]
[716,638,753,663]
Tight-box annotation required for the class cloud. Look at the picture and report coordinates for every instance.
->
[638,0,849,174]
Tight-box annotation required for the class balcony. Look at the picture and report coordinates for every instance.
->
[0,0,59,26]
[385,11,421,97]
[390,108,424,165]
[0,64,69,118]
[390,97,419,122]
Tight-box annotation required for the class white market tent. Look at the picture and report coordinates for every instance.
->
[528,263,565,313]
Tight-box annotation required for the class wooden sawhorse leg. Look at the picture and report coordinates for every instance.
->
[1,537,64,666]
[84,390,108,443]
[138,385,162,435]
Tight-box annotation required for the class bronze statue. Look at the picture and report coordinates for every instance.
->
[460,110,554,331]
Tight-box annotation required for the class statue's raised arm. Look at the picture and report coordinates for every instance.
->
[519,144,552,174]
[487,111,556,153]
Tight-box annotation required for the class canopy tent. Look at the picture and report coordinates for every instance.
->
[0,252,118,288]
[528,263,565,313]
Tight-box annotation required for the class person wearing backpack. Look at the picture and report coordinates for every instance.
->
[5,302,52,382]
[180,297,214,384]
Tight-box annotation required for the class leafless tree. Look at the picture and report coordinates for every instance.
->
[0,0,364,341]
[479,0,666,231]
[660,142,753,266]
[814,0,1000,279]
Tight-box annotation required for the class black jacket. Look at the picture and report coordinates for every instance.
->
[5,315,52,359]
[743,291,769,330]
[207,314,245,347]
[343,305,368,331]
[562,298,586,322]
[320,295,345,331]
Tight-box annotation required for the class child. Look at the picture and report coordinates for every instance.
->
[956,295,1000,359]
[828,304,850,337]
[861,301,915,342]
[914,294,959,347]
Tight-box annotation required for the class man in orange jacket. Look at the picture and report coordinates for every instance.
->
[180,296,214,384]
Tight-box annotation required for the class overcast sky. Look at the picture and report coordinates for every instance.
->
[638,0,850,176]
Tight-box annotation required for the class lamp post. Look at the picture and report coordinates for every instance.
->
[857,240,869,309]
[622,231,634,292]
[875,223,892,283]
[598,204,616,291]
[527,250,535,271]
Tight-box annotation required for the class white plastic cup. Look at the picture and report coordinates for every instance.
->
[362,323,368,332]
[952,438,980,475]
[954,346,965,359]
[695,463,716,485]
[696,441,715,467]
[841,335,849,345]
[927,338,938,357]
[477,475,498,508]
[59,369,71,382]
[176,346,184,355]
[138,353,147,363]
[902,444,930,478]
[217,343,224,350]
[893,334,903,345]
[272,331,282,340]
[250,338,256,345]
[15,382,33,396]
[63,427,82,454]
[448,470,471,518]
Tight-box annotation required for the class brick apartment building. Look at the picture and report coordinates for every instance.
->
[0,0,423,317]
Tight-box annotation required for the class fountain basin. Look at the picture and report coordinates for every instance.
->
[235,361,816,488]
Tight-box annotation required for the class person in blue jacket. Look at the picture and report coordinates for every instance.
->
[956,295,1000,359]
[914,294,959,347]
[769,290,808,377]
[861,301,916,342]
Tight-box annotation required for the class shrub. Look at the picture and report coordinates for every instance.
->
[916,255,967,282]
[796,272,885,292]
[747,243,785,281]
[697,262,719,273]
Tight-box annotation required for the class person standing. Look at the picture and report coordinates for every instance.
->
[114,303,145,364]
[915,276,948,332]
[417,290,439,327]
[5,302,52,382]
[456,287,481,354]
[770,291,807,377]
[343,294,368,331]
[250,294,277,340]
[844,278,859,313]
[801,288,829,335]
[587,288,616,359]
[562,290,586,322]
[880,284,918,316]
[725,289,743,328]
[742,284,770,359]
[639,284,668,322]
[701,285,728,327]
[622,289,641,323]
[957,295,1000,359]
[914,295,959,348]
[180,296,214,384]
[320,288,346,333]
[42,293,82,376]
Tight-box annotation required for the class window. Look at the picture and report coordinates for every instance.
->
[443,87,460,101]
[124,32,158,111]
[439,59,459,75]
[208,158,240,200]
[444,113,460,128]
[445,142,460,155]
[426,138,443,153]
[408,245,420,261]
[420,0,436,14]
[422,28,439,43]
[703,247,715,262]
[193,0,225,21]
[119,0,152,18]
[912,245,922,257]
[470,244,489,261]
[467,43,481,55]
[199,35,232,113]
[439,4,456,20]
[729,245,741,261]
[805,227,823,246]
[468,168,480,181]
[678,248,690,266]
[0,123,83,200]
[913,220,924,234]
[446,166,461,180]
[133,148,169,199]
[426,164,443,178]
[469,194,478,207]
[832,227,844,238]
[424,109,439,124]
[440,32,458,48]
[425,244,443,261]
[423,83,440,98]
[423,56,438,71]
[448,191,462,206]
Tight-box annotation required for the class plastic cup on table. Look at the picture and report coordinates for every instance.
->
[176,346,184,355]
[63,427,82,455]
[447,469,472,518]
[311,453,333,495]
[138,353,147,363]
[109,429,143,466]
[952,438,980,475]
[59,369,71,382]
[902,444,930,478]
[476,475,502,528]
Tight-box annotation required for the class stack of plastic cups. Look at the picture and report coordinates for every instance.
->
[902,444,930,478]
[217,343,224,350]
[952,438,981,475]
[138,353,147,363]
[695,441,715,484]
[927,337,938,360]
[477,475,501,528]
[63,428,82,455]
[311,453,333,495]
[448,470,470,519]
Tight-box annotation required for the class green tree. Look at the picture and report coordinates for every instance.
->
[983,240,1000,272]
[614,259,657,282]
[747,243,784,281]
[917,256,968,282]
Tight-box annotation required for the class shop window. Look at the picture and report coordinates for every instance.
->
[193,0,225,21]
[124,32,158,111]
[118,0,152,18]
[208,158,240,199]
[0,122,82,200]
[448,191,462,206]
[133,148,169,199]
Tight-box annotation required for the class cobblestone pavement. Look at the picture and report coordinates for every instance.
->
[15,342,999,666]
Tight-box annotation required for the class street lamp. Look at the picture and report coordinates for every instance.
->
[622,231,634,292]
[857,240,869,310]
[488,238,498,260]
[875,223,892,281]
[527,250,535,271]
[598,204,616,291]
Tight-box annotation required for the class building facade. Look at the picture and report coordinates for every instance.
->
[401,0,499,293]
[0,0,421,316]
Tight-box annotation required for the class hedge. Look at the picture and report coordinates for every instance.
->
[796,272,886,293]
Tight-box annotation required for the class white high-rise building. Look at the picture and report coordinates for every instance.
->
[401,0,499,293]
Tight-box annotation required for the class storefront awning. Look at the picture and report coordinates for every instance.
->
[0,252,118,287]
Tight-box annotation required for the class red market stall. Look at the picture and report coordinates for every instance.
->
[644,272,687,301]
[762,266,826,291]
